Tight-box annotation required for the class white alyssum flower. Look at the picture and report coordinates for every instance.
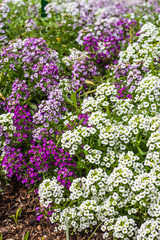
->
[119,22,160,70]
[113,216,137,239]
[38,178,65,208]
[135,74,160,115]
[39,67,160,237]
[137,219,160,240]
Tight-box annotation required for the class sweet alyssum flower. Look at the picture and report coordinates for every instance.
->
[38,64,160,238]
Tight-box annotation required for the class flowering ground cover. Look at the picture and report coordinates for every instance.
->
[0,0,160,239]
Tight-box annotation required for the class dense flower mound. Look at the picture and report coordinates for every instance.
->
[45,0,129,30]
[1,129,77,187]
[28,139,76,188]
[0,37,59,95]
[111,21,160,100]
[0,3,10,46]
[38,73,160,238]
[77,17,137,65]
[45,0,135,92]
[62,49,99,91]
[119,22,160,69]
[61,17,137,91]
[1,0,160,239]
[0,37,68,186]
[0,37,58,69]
[45,0,94,28]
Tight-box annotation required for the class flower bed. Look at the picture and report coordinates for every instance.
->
[0,0,160,239]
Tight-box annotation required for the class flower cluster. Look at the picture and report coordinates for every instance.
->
[0,112,16,153]
[137,219,160,240]
[77,17,137,68]
[135,74,160,115]
[71,59,99,90]
[0,3,10,46]
[112,21,160,100]
[114,62,144,99]
[38,69,160,238]
[107,216,137,239]
[38,177,65,208]
[24,18,37,32]
[119,22,160,70]
[28,139,76,188]
[45,0,94,28]
[33,88,66,125]
[2,136,77,188]
[62,49,99,90]
[2,146,27,180]
[0,37,59,95]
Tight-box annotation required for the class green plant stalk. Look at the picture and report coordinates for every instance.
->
[23,231,30,240]
[65,217,70,240]
[41,237,46,240]
[88,223,102,240]
[130,26,132,44]
[9,207,22,224]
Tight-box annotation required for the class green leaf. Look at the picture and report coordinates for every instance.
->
[9,215,17,224]
[23,231,30,240]
[30,109,35,116]
[5,29,11,35]
[76,85,83,93]
[63,94,74,106]
[129,214,141,221]
[16,207,22,220]
[137,146,147,156]
[71,92,77,109]
[29,103,38,110]
[9,207,22,224]
[98,139,101,146]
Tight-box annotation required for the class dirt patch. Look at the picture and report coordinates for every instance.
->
[0,181,106,240]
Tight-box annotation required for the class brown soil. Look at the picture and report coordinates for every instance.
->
[0,181,107,240]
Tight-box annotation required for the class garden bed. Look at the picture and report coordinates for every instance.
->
[0,183,106,240]
[0,0,160,240]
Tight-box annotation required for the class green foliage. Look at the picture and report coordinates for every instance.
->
[9,207,22,224]
[32,15,81,57]
[23,231,30,240]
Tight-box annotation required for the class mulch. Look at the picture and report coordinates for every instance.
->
[0,180,106,240]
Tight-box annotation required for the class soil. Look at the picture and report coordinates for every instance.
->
[0,180,108,240]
